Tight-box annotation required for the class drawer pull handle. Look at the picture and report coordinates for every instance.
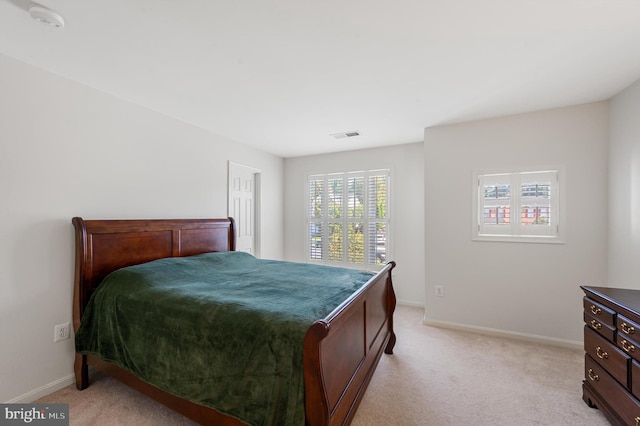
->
[621,339,636,353]
[636,416,640,426]
[590,319,602,330]
[590,305,602,315]
[595,346,609,360]
[622,322,636,335]
[587,368,599,382]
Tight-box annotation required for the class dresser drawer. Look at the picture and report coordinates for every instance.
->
[618,334,640,363]
[619,315,640,340]
[584,297,616,327]
[585,326,630,388]
[632,360,640,400]
[585,354,640,426]
[585,311,616,341]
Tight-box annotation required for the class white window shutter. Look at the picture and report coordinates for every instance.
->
[473,169,562,243]
[307,170,390,267]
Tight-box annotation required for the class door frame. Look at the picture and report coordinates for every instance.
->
[228,161,262,258]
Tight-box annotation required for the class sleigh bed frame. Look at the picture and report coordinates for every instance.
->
[72,217,396,425]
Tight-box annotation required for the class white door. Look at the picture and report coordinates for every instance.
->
[228,162,261,256]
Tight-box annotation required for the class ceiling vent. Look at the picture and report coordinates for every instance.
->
[29,3,65,28]
[330,131,360,139]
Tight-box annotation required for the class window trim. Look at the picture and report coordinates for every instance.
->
[471,166,565,244]
[306,169,391,270]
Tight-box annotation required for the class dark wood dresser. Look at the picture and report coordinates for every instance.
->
[582,286,640,426]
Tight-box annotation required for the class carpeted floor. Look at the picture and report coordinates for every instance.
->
[37,306,609,425]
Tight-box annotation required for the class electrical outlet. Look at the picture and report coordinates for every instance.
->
[435,285,444,297]
[54,322,70,342]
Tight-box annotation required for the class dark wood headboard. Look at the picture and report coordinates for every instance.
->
[72,217,236,331]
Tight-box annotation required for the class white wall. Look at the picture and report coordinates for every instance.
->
[0,54,284,403]
[424,103,608,344]
[284,143,425,306]
[609,78,640,287]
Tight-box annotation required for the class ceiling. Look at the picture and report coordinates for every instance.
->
[2,1,640,158]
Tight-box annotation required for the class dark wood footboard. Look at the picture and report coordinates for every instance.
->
[304,261,396,426]
[72,217,395,425]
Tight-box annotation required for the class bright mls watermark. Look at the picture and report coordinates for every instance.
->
[0,404,68,425]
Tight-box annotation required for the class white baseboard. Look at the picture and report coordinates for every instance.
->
[397,299,424,308]
[6,374,75,403]
[423,317,583,350]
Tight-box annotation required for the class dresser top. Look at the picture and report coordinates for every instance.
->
[582,286,640,317]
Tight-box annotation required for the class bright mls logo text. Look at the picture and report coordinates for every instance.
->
[1,404,68,425]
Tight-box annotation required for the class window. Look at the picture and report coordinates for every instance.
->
[307,170,390,268]
[472,169,563,243]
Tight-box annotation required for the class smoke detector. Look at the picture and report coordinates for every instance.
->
[29,4,65,28]
[330,131,360,139]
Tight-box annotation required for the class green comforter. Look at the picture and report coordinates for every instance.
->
[75,251,375,426]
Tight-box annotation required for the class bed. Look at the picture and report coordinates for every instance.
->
[72,217,396,425]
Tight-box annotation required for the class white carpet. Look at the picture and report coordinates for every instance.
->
[37,306,609,425]
[352,306,609,425]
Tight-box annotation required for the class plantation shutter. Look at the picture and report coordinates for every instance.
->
[475,170,559,240]
[307,170,390,268]
[478,173,513,235]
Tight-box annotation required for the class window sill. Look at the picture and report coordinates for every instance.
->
[472,235,565,244]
